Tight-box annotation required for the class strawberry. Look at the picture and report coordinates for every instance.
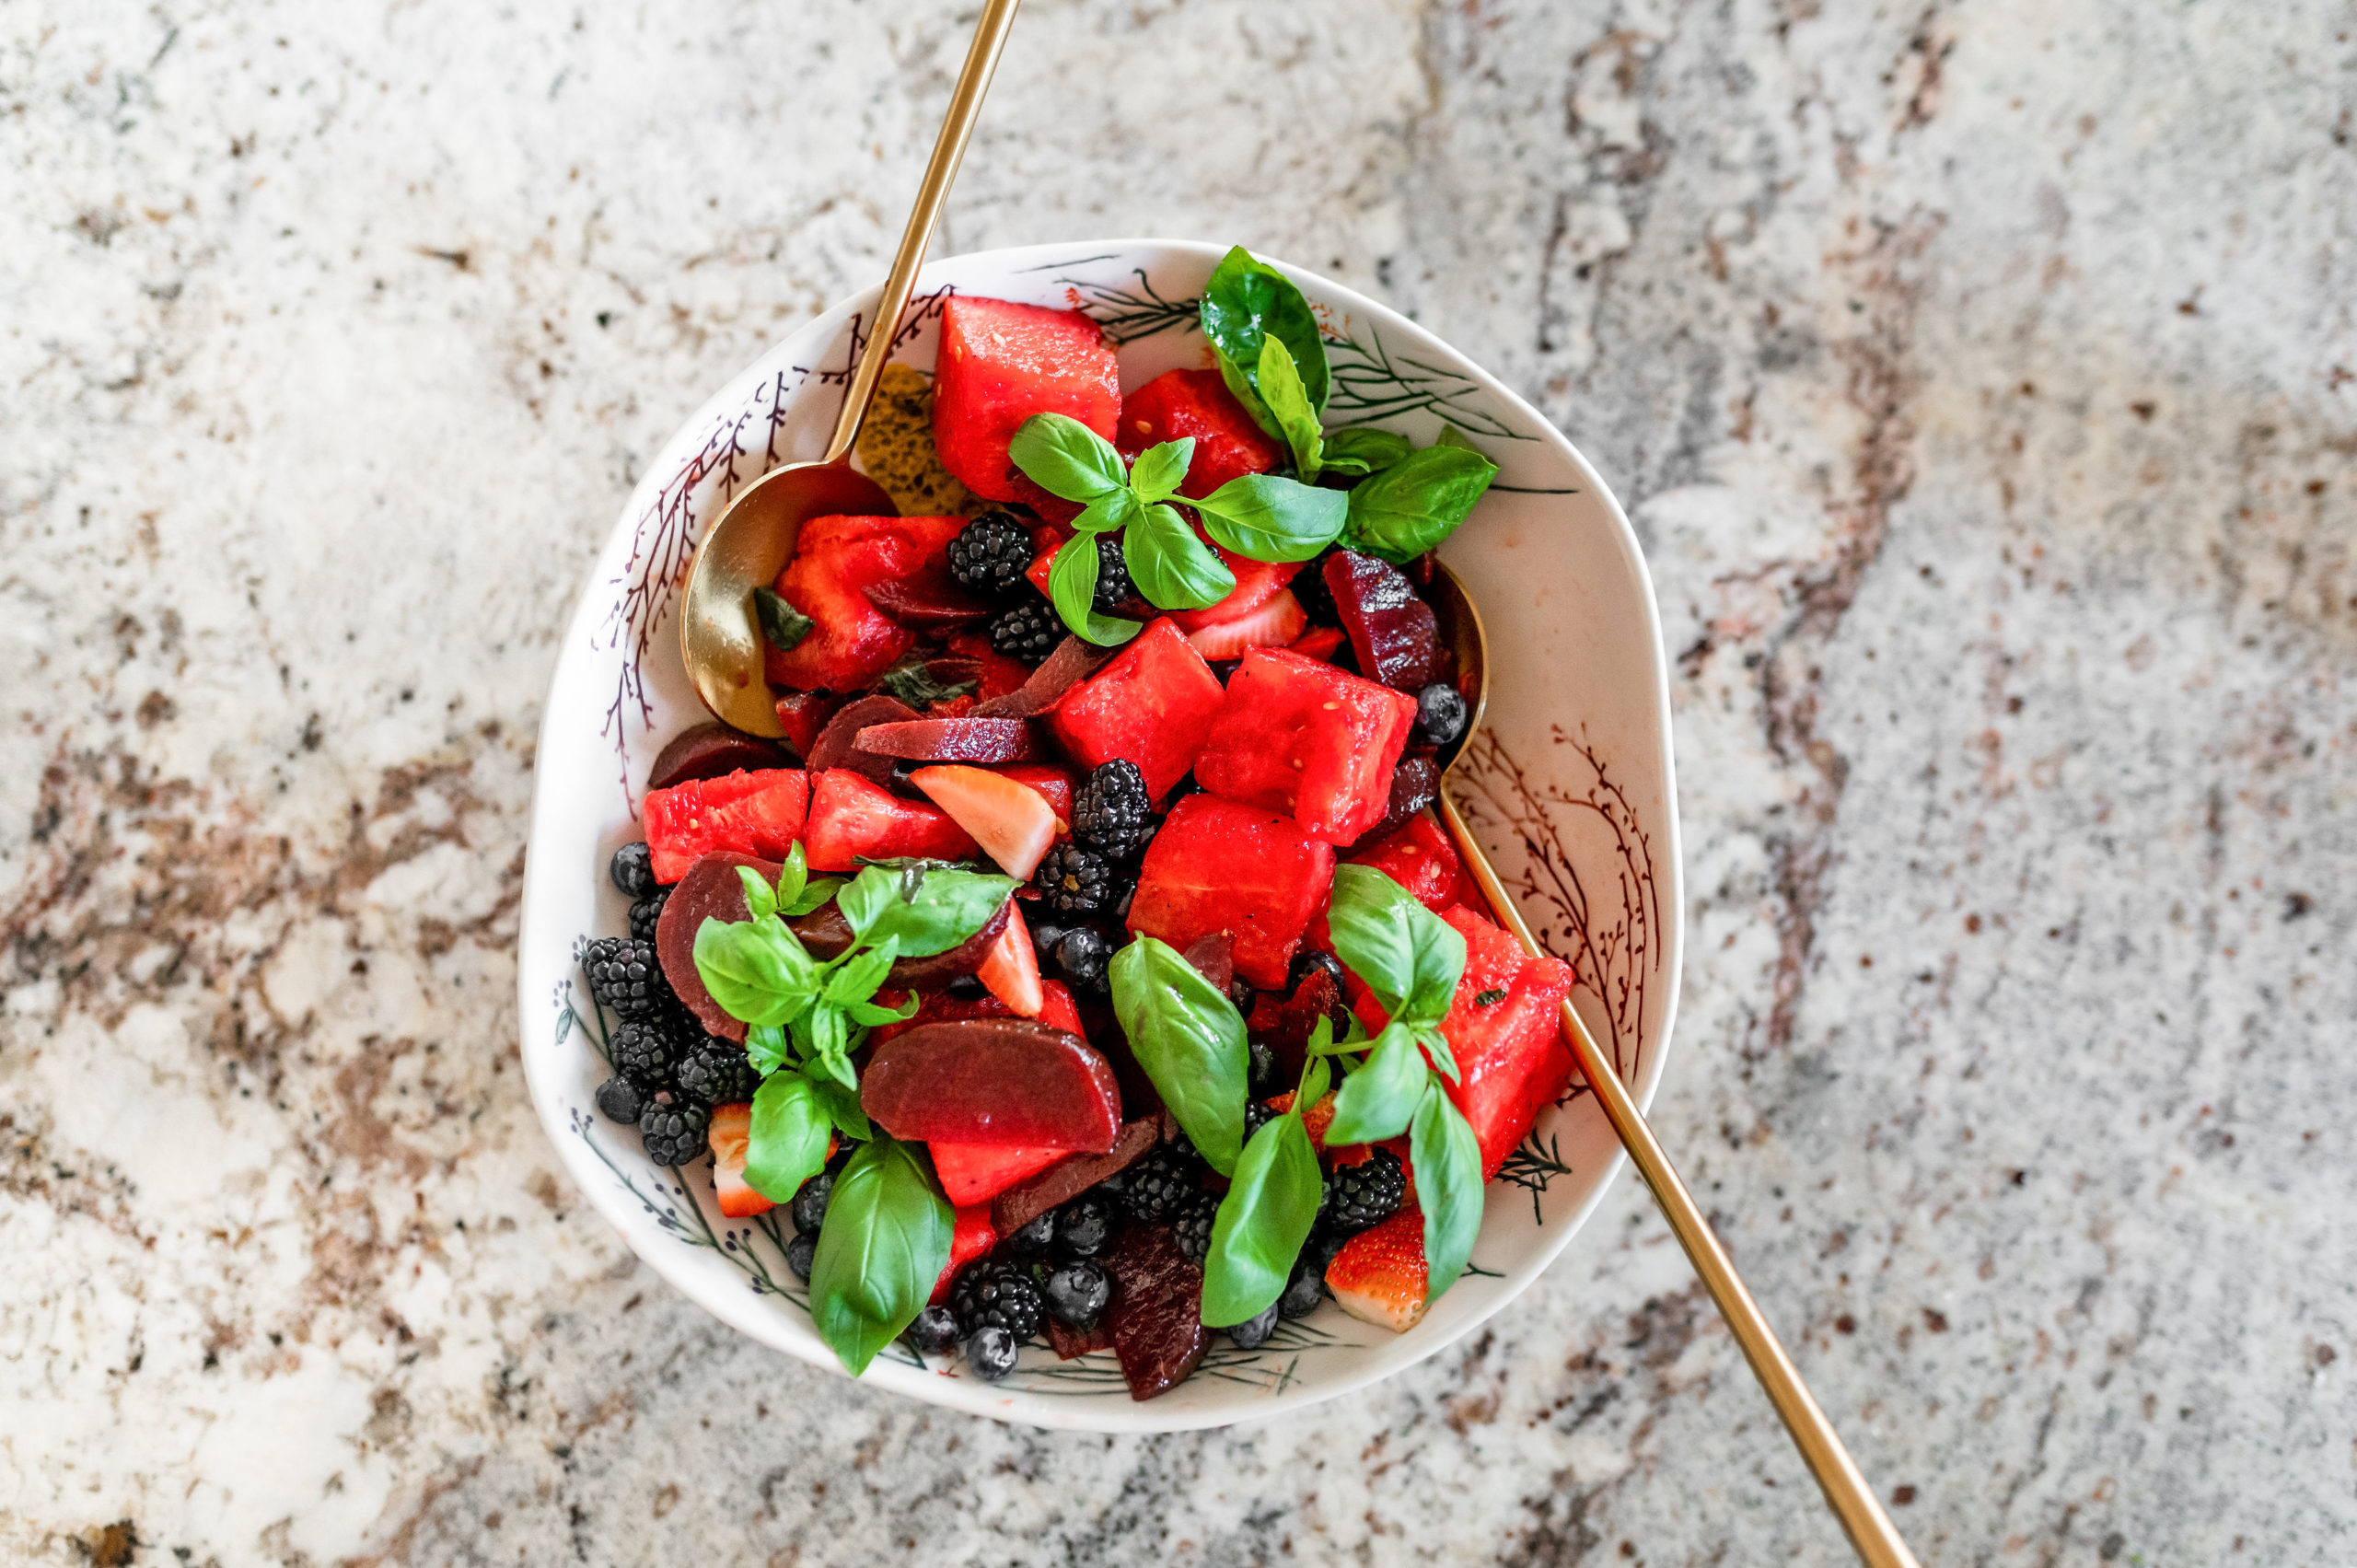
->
[908,764,1065,880]
[1184,588,1307,661]
[974,900,1046,1017]
[705,1102,777,1218]
[1325,1209,1429,1333]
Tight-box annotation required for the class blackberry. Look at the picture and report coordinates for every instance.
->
[1043,1260,1111,1329]
[1068,761,1150,855]
[988,598,1062,664]
[1003,1210,1057,1259]
[1226,1303,1280,1349]
[1415,682,1469,748]
[964,1325,1020,1382]
[628,886,670,943]
[637,1095,710,1167]
[1032,842,1116,915]
[784,1231,817,1282]
[907,1304,962,1358]
[951,1259,1045,1342]
[1320,1147,1407,1234]
[1053,925,1112,993]
[594,1075,645,1124]
[1247,1039,1277,1097]
[1243,1098,1278,1142]
[1293,549,1339,624]
[789,1168,834,1235]
[610,841,658,899]
[1229,977,1257,1016]
[1171,1191,1219,1263]
[1028,917,1071,967]
[1053,1193,1114,1259]
[1114,1146,1200,1225]
[946,511,1035,596]
[1091,535,1134,612]
[610,1011,695,1087]
[586,937,671,1020]
[674,1036,759,1106]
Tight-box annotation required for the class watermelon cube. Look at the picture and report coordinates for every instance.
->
[1126,795,1336,989]
[988,762,1075,824]
[763,514,967,692]
[1192,647,1420,844]
[931,296,1121,502]
[641,768,810,885]
[930,1144,1070,1211]
[1049,617,1227,802]
[1307,811,1461,949]
[800,768,979,871]
[1115,368,1283,497]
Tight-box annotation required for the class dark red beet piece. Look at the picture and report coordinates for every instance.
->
[972,635,1118,719]
[1323,551,1442,692]
[854,716,1040,762]
[804,694,921,782]
[863,560,999,631]
[990,1116,1162,1235]
[1180,932,1235,996]
[1246,965,1347,1081]
[646,724,794,792]
[654,851,776,1042]
[1046,1315,1114,1361]
[1104,1224,1208,1400]
[862,1018,1123,1152]
[789,898,1011,990]
[772,692,842,761]
[1348,749,1441,851]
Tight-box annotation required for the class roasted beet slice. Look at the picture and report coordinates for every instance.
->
[1180,932,1235,996]
[772,691,842,761]
[1348,750,1441,851]
[654,851,778,1042]
[862,560,999,631]
[646,724,794,792]
[804,694,921,782]
[990,1115,1162,1235]
[789,897,1011,991]
[1246,965,1347,1081]
[971,635,1117,719]
[853,716,1040,763]
[862,1018,1123,1152]
[1323,551,1442,692]
[1104,1224,1208,1400]
[1046,1314,1114,1361]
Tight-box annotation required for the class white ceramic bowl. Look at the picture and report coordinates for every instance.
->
[518,239,1683,1432]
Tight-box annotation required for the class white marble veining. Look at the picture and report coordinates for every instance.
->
[3,1,2351,1563]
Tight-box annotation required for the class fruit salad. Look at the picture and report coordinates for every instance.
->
[575,249,1576,1400]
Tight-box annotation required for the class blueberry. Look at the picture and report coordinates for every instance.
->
[906,1305,962,1358]
[1004,1210,1056,1259]
[1053,1193,1113,1260]
[1228,977,1256,1015]
[594,1075,644,1124]
[1278,1260,1326,1319]
[1247,1039,1277,1097]
[1416,682,1469,748]
[790,1168,835,1235]
[1226,1303,1281,1349]
[1054,926,1112,994]
[1043,1261,1111,1329]
[1029,918,1071,967]
[784,1231,817,1282]
[964,1325,1020,1381]
[610,840,657,899]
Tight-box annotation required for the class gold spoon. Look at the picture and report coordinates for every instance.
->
[1424,563,1923,1568]
[679,0,1023,737]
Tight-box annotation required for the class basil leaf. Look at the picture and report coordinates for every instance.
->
[692,917,819,1027]
[1193,473,1350,563]
[1296,1051,1332,1112]
[736,864,779,923]
[1410,1081,1484,1302]
[1320,426,1412,478]
[811,1077,872,1141]
[1255,335,1325,481]
[1127,438,1195,505]
[746,1021,789,1076]
[1324,865,1468,1024]
[1434,424,1486,455]
[774,843,809,912]
[807,1135,954,1376]
[821,936,900,1009]
[1109,936,1248,1177]
[1415,1021,1460,1084]
[1124,503,1236,610]
[1200,246,1330,413]
[1341,444,1499,564]
[744,1071,834,1202]
[877,657,979,708]
[1322,1019,1426,1145]
[845,990,920,1028]
[783,874,843,918]
[1070,486,1143,537]
[753,586,814,651]
[807,1030,855,1089]
[1047,532,1143,646]
[1201,1112,1322,1326]
[1007,412,1128,503]
[836,865,1016,957]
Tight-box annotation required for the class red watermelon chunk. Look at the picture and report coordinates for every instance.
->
[763,514,967,692]
[931,1143,1072,1210]
[1115,368,1283,497]
[1049,617,1226,802]
[1192,647,1419,844]
[800,768,979,871]
[641,768,809,885]
[932,296,1120,502]
[929,1202,1002,1305]
[1308,811,1462,949]
[1126,795,1336,989]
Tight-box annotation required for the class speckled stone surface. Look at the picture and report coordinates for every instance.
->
[5,1,2351,1562]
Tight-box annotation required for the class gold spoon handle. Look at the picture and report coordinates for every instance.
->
[820,0,1023,465]
[1435,791,1923,1568]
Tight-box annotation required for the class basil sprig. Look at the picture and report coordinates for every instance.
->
[1202,1044,1332,1327]
[807,1134,953,1375]
[1201,245,1331,423]
[876,656,977,708]
[754,586,815,651]
[1340,443,1499,565]
[1108,935,1248,1177]
[1317,865,1486,1301]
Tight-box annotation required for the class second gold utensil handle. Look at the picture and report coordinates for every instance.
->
[1436,792,1922,1568]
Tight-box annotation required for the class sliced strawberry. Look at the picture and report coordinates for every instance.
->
[642,768,810,885]
[705,1102,776,1218]
[929,1202,1001,1305]
[908,764,1063,879]
[800,768,979,872]
[1185,588,1307,661]
[974,901,1046,1017]
[1167,536,1302,633]
[1326,1208,1429,1333]
[1049,617,1228,802]
[1024,520,1072,598]
[930,1142,1070,1208]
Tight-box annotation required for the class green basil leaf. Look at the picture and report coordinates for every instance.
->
[783,874,843,918]
[835,865,1016,957]
[1410,1081,1484,1302]
[744,1071,834,1202]
[1341,444,1499,564]
[1070,486,1144,537]
[1214,346,1279,444]
[807,1135,954,1376]
[1047,531,1143,646]
[821,936,900,1009]
[877,657,979,708]
[1201,1112,1322,1326]
[1320,426,1413,478]
[845,990,921,1028]
[1200,246,1330,413]
[1324,865,1468,1024]
[811,1077,872,1141]
[775,843,810,912]
[1124,503,1235,610]
[1434,424,1486,455]
[1255,334,1325,481]
[746,1021,789,1076]
[692,917,819,1028]
[1007,412,1128,503]
[1109,936,1248,1177]
[1296,1050,1332,1111]
[736,863,779,923]
[809,1037,856,1092]
[753,586,814,652]
[1192,473,1350,563]
[1127,438,1195,505]
[1415,1021,1460,1085]
[1322,1020,1426,1145]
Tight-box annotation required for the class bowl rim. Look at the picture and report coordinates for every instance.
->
[518,237,1684,1433]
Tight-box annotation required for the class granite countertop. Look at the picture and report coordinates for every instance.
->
[5,1,2351,1562]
